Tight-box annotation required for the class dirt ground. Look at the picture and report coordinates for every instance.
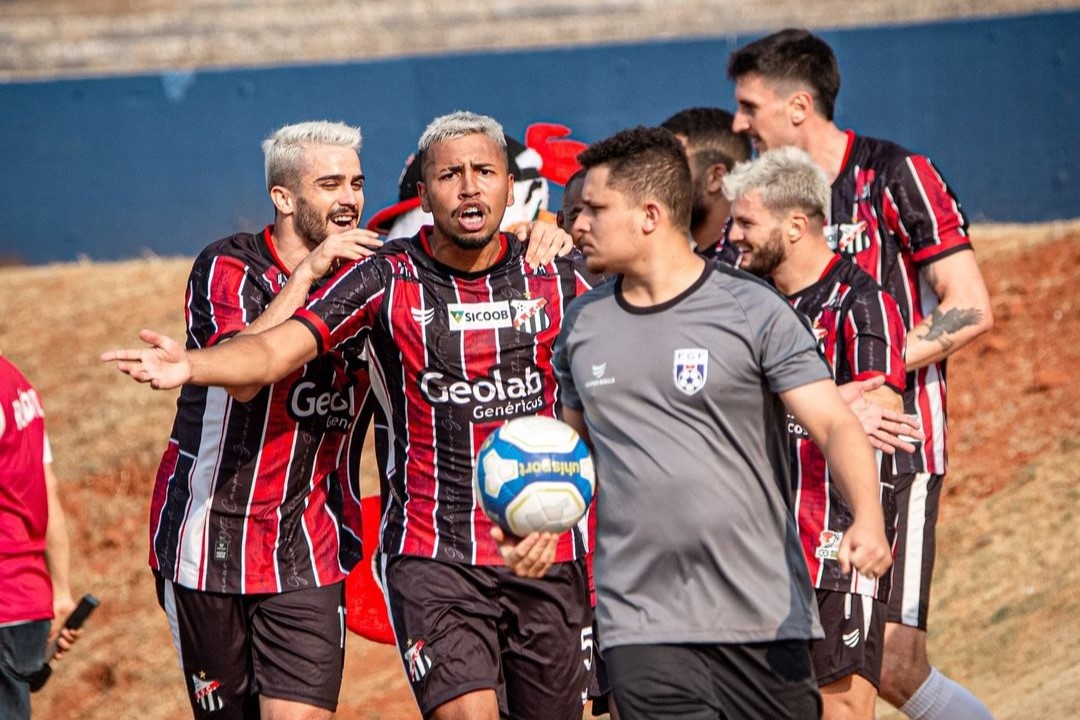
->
[0,220,1077,719]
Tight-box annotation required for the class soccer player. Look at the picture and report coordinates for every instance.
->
[557,168,587,246]
[140,120,388,720]
[660,106,751,262]
[728,30,995,719]
[726,146,907,719]
[104,111,597,720]
[1,351,79,720]
[513,125,892,720]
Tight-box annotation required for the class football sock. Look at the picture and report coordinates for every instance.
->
[899,667,993,720]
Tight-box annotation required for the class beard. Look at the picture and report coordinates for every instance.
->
[742,227,786,278]
[689,177,710,233]
[295,195,331,246]
[448,232,496,251]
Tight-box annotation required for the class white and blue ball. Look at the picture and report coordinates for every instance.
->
[475,415,595,536]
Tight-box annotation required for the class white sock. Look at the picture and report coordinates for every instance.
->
[899,667,993,720]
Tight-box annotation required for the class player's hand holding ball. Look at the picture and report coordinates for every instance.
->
[476,415,595,577]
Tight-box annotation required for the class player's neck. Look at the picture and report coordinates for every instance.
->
[620,232,706,307]
[772,241,836,296]
[803,121,850,185]
[427,228,505,273]
[269,223,317,274]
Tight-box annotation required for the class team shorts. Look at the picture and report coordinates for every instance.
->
[810,589,887,688]
[888,472,943,630]
[155,574,345,719]
[381,554,591,719]
[604,640,821,720]
[586,618,613,717]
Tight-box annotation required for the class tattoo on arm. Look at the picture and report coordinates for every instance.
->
[918,307,984,350]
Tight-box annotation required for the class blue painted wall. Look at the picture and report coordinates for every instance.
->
[1,10,1077,264]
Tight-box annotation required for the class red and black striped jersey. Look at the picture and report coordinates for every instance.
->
[149,227,369,594]
[696,219,741,268]
[827,131,972,475]
[295,228,601,566]
[786,256,906,599]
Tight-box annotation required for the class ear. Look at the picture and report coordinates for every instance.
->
[789,90,814,126]
[706,163,728,195]
[417,181,431,213]
[505,173,515,208]
[786,212,810,241]
[642,200,663,234]
[270,185,294,216]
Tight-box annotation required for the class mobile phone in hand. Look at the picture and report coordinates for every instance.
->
[27,594,100,692]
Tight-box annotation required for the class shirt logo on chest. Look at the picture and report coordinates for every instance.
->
[673,348,709,395]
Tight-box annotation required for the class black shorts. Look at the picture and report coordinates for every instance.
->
[381,554,591,719]
[586,618,613,717]
[155,574,345,719]
[810,589,887,688]
[604,641,821,720]
[888,472,943,630]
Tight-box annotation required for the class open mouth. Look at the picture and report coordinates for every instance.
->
[329,209,358,228]
[457,205,487,232]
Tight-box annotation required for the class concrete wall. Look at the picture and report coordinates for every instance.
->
[1,10,1077,263]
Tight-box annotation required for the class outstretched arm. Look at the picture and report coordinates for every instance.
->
[102,319,319,390]
[907,249,993,369]
[782,379,892,579]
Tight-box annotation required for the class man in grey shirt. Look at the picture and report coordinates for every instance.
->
[501,126,892,720]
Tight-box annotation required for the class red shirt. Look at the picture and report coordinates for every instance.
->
[0,356,53,624]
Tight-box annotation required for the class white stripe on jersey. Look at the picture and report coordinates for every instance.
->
[240,382,275,594]
[176,387,232,589]
[900,472,931,626]
[298,429,330,588]
[385,256,411,555]
[906,157,942,243]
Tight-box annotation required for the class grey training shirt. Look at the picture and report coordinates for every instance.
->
[554,261,830,649]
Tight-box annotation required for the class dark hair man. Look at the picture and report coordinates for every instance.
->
[660,107,751,262]
[505,125,891,719]
[728,30,994,720]
[104,111,597,720]
[557,168,587,246]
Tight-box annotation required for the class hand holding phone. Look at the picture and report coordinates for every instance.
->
[28,594,99,692]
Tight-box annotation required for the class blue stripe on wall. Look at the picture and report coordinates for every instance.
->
[1,10,1077,263]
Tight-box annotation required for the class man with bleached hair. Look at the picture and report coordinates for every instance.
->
[105,111,595,720]
[726,146,907,719]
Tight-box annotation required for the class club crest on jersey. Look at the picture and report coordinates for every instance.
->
[403,638,433,683]
[815,530,843,560]
[673,348,709,395]
[192,672,224,712]
[447,301,513,331]
[825,221,871,255]
[510,297,550,334]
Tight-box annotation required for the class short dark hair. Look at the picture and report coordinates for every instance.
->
[660,107,751,171]
[578,126,691,231]
[564,168,587,191]
[727,29,841,121]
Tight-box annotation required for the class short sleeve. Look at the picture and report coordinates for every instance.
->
[553,307,583,411]
[754,290,832,393]
[185,254,266,349]
[844,290,907,393]
[885,155,971,267]
[293,255,387,355]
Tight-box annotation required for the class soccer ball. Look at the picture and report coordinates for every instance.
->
[474,415,595,536]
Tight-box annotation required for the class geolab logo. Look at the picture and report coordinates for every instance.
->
[825,221,871,255]
[418,365,545,421]
[447,301,513,331]
[287,381,354,431]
